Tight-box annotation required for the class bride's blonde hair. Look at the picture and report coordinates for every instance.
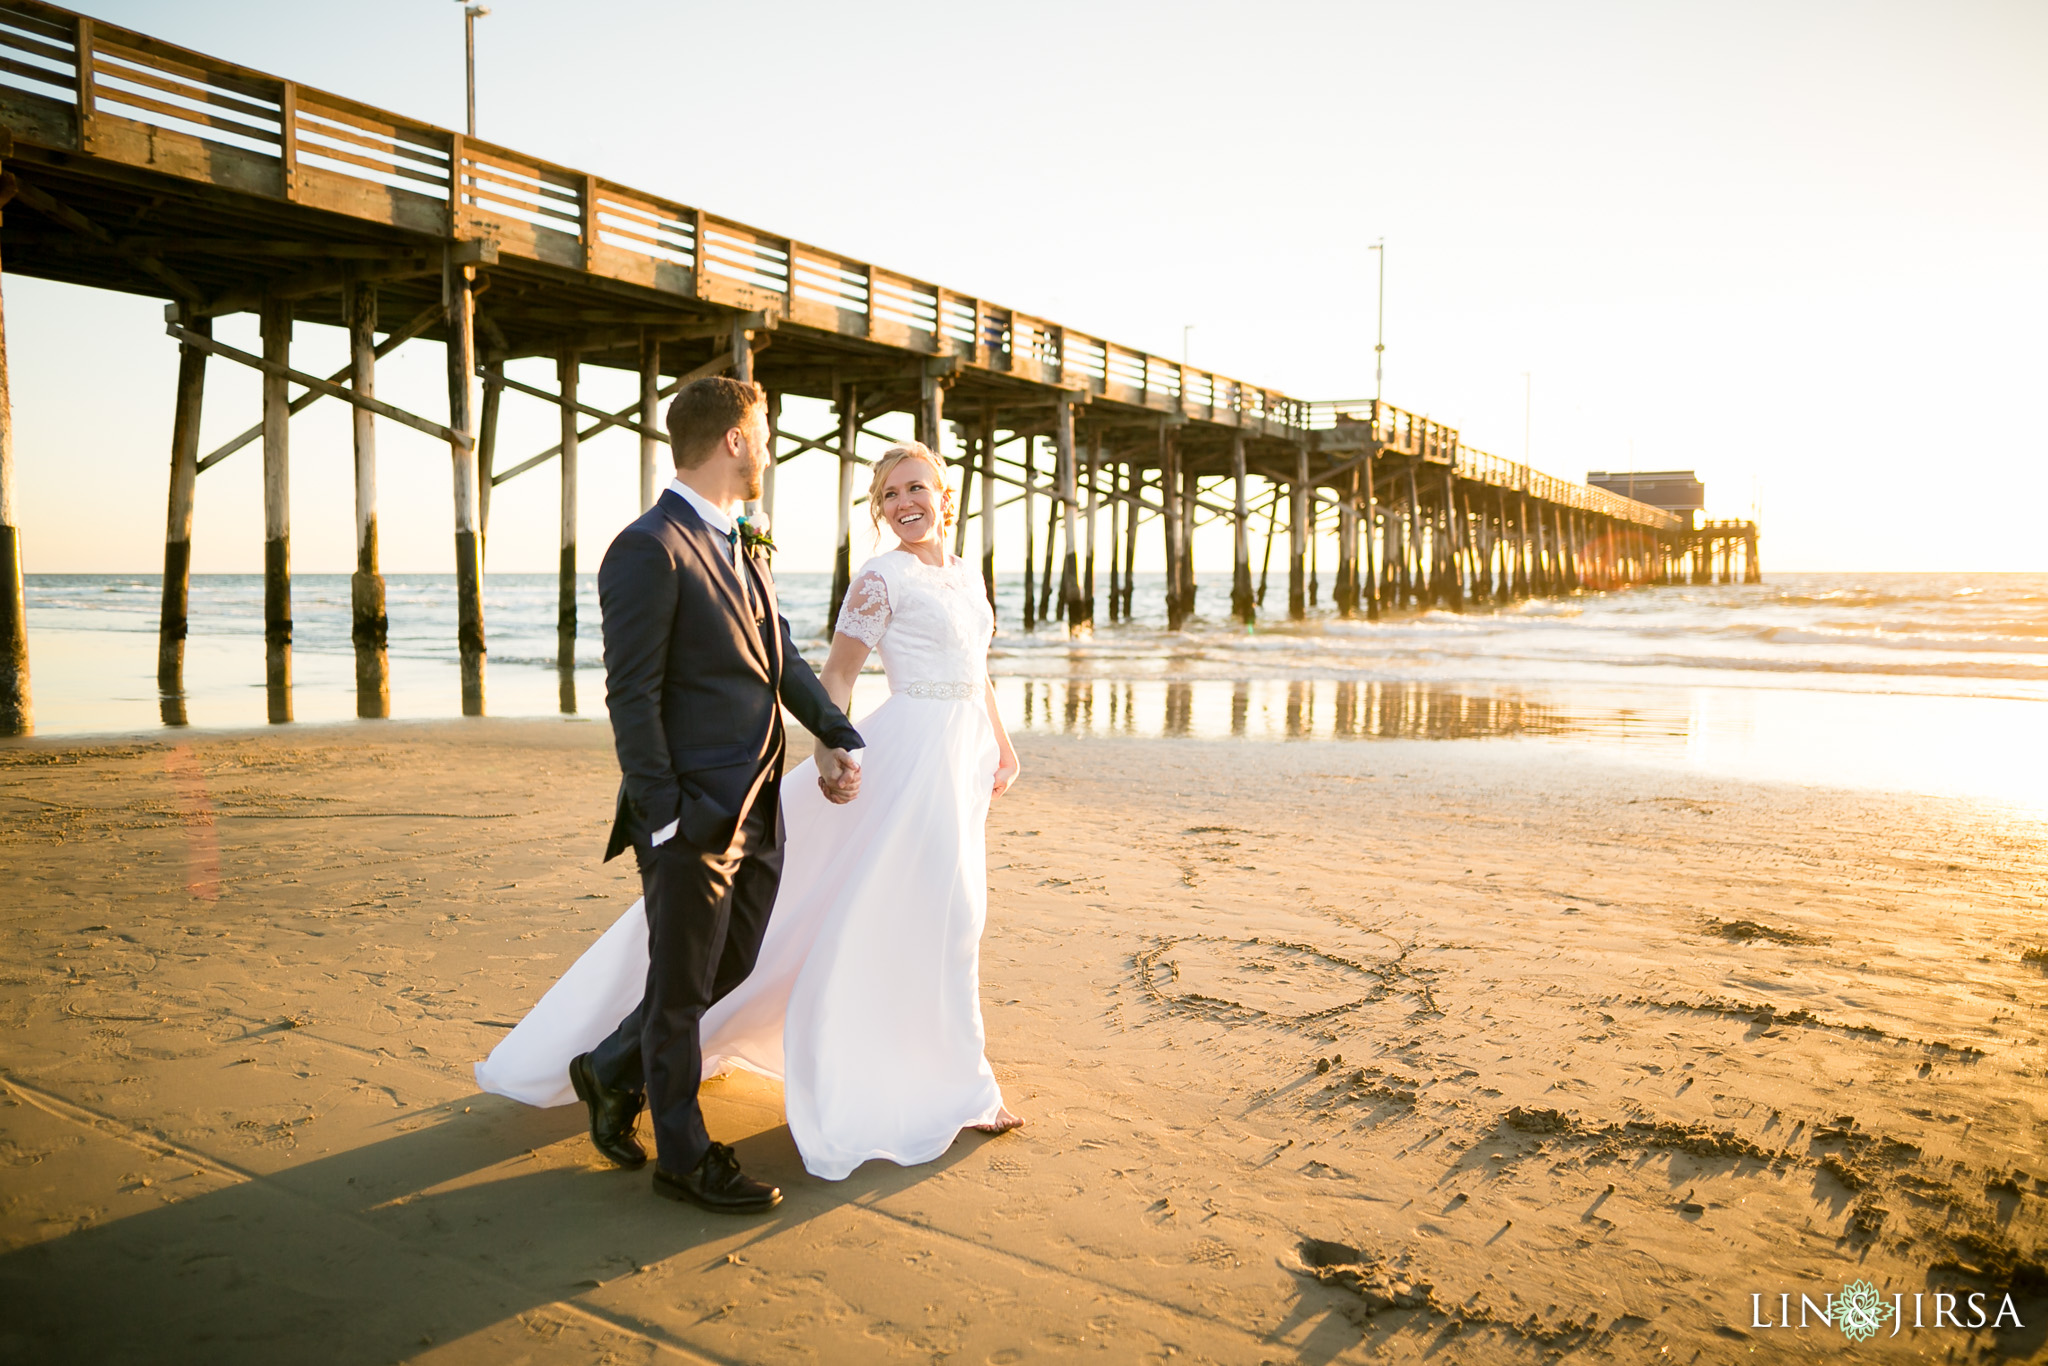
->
[867,442,956,537]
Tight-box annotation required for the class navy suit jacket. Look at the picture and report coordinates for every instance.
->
[598,489,862,861]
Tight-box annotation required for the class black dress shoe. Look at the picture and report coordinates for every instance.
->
[652,1141,781,1213]
[568,1052,646,1169]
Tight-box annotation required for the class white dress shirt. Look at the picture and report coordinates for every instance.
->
[668,477,740,566]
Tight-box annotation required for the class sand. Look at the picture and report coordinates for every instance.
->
[0,717,2043,1363]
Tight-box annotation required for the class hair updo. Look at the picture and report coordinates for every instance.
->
[866,442,956,536]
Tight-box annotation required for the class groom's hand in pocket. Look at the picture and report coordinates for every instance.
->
[816,747,862,804]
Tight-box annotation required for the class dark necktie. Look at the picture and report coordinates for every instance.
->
[726,527,756,618]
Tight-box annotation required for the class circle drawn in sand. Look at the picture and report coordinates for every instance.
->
[1135,936,1392,1025]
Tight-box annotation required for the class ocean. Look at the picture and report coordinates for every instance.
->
[17,571,2048,814]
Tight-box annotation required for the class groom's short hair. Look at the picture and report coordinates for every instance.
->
[669,377,766,469]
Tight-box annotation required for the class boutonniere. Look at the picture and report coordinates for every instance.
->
[736,514,774,556]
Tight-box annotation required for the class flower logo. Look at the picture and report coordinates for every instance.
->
[1836,1280,1895,1342]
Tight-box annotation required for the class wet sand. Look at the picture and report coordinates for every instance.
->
[0,719,2042,1362]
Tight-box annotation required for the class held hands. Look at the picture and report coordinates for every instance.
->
[992,753,1020,800]
[815,746,862,805]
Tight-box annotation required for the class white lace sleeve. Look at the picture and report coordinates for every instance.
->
[835,569,891,646]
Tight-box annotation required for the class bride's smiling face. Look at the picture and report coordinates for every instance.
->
[878,457,944,546]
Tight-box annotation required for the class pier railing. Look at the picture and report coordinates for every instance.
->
[0,0,1672,535]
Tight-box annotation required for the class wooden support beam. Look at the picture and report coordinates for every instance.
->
[477,361,502,546]
[557,350,579,671]
[979,401,997,616]
[194,254,441,319]
[1082,428,1100,629]
[830,386,857,630]
[196,299,442,475]
[1230,433,1253,624]
[1363,449,1380,620]
[761,390,780,528]
[156,311,207,708]
[490,371,665,440]
[0,205,30,736]
[347,282,389,718]
[5,175,202,302]
[1337,469,1359,617]
[493,352,728,489]
[167,323,463,446]
[1162,422,1187,630]
[260,296,292,723]
[446,259,486,715]
[1055,400,1084,634]
[1021,434,1037,631]
[638,332,660,512]
[1288,443,1308,620]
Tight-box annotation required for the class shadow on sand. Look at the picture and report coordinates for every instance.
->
[0,1088,975,1363]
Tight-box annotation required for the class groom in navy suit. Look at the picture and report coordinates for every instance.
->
[573,375,865,1213]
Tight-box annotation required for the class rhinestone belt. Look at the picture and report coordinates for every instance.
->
[899,680,981,700]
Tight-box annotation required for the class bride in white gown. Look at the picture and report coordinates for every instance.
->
[477,441,1022,1180]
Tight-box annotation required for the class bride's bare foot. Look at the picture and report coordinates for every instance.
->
[971,1107,1023,1135]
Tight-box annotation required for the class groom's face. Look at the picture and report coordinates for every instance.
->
[735,405,770,501]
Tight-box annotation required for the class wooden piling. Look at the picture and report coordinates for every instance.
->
[638,332,660,512]
[1336,473,1359,616]
[157,310,208,707]
[1121,463,1140,619]
[1288,444,1308,620]
[1405,462,1424,607]
[1441,468,1464,610]
[1163,424,1188,629]
[446,261,485,716]
[1363,453,1380,620]
[556,349,579,670]
[0,214,28,738]
[1083,429,1100,628]
[760,390,780,529]
[1230,434,1253,623]
[347,282,388,718]
[477,360,501,554]
[978,400,996,613]
[1104,455,1121,622]
[1055,399,1084,635]
[260,295,293,723]
[1744,528,1761,584]
[1179,465,1198,620]
[830,386,856,626]
[1021,435,1037,631]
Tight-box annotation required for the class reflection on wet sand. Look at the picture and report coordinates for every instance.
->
[1003,676,1691,746]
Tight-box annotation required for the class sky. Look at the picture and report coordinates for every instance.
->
[5,0,2044,575]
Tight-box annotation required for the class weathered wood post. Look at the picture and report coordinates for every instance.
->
[446,258,486,715]
[761,390,780,529]
[0,199,29,738]
[829,385,857,627]
[1337,473,1359,616]
[1021,435,1037,630]
[477,360,501,555]
[261,296,293,723]
[1229,434,1253,622]
[1405,463,1425,606]
[1104,455,1122,622]
[1288,443,1308,619]
[1163,423,1188,629]
[638,331,660,511]
[1121,462,1140,619]
[1441,468,1464,610]
[979,400,996,614]
[1055,398,1085,635]
[1083,428,1100,628]
[1744,526,1762,583]
[556,349,579,670]
[157,309,208,712]
[1179,463,1199,620]
[346,282,388,718]
[952,420,974,561]
[1363,453,1380,620]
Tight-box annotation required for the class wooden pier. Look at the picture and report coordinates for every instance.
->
[0,2,1753,736]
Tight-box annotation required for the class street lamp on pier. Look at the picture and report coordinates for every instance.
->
[456,2,491,137]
